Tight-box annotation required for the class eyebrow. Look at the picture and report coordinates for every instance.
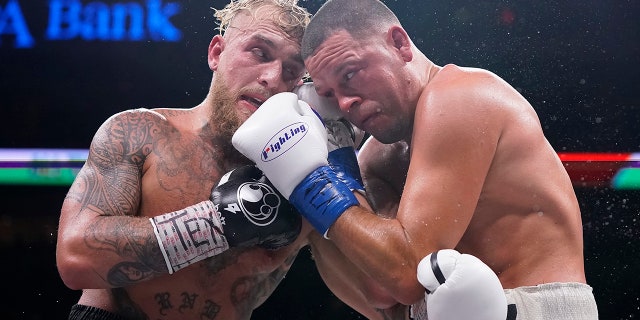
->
[251,34,276,49]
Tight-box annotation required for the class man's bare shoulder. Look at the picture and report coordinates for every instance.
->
[98,107,204,140]
[100,107,168,128]
[151,107,195,118]
[421,64,527,119]
[104,107,196,125]
[93,108,173,145]
[428,64,503,91]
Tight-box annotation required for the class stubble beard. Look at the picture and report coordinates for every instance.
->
[208,74,252,165]
[210,75,243,141]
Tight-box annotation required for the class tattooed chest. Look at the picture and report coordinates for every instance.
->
[144,143,225,200]
[123,251,296,320]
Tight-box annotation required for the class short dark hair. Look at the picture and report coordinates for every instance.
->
[302,0,400,59]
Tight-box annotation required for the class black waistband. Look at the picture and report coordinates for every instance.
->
[68,304,128,320]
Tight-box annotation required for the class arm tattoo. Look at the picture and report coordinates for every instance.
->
[70,110,158,214]
[66,110,170,284]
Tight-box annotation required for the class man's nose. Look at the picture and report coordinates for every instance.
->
[336,93,360,114]
[257,61,287,92]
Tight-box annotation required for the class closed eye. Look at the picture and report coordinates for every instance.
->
[320,89,334,98]
[345,71,355,81]
[252,47,267,60]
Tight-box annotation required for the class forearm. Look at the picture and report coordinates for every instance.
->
[58,200,227,289]
[58,165,302,289]
[308,231,402,319]
[57,211,169,289]
[327,202,425,305]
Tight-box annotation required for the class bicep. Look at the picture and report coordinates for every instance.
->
[397,94,500,255]
[58,127,145,261]
[61,111,151,223]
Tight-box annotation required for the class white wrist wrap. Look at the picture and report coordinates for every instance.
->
[150,200,229,274]
[409,297,428,320]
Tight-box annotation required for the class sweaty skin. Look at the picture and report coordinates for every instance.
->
[305,28,586,305]
[57,5,405,319]
[56,7,314,319]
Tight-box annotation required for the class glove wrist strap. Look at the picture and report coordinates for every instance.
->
[328,147,364,192]
[289,166,359,237]
[150,200,229,274]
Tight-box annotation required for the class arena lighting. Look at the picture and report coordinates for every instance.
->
[0,148,87,186]
[0,0,182,48]
[0,149,639,189]
[558,152,640,190]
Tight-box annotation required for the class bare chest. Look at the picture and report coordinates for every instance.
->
[125,245,301,320]
[139,137,231,214]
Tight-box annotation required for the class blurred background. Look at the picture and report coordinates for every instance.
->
[1,0,638,318]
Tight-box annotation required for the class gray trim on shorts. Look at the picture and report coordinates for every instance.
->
[504,282,598,320]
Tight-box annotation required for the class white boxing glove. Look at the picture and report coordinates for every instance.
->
[294,82,366,150]
[294,83,365,193]
[232,92,328,199]
[413,249,507,320]
[293,82,342,121]
[233,92,360,236]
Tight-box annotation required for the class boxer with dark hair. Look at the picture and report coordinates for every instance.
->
[232,0,599,319]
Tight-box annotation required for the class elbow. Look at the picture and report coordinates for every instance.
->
[360,278,398,309]
[56,251,89,290]
[397,286,426,306]
[57,262,85,290]
[388,270,427,306]
[56,235,101,290]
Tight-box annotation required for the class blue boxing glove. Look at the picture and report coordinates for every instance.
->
[232,92,359,236]
[288,165,358,237]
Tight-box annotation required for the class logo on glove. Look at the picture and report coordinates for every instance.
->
[261,122,307,161]
[236,181,282,226]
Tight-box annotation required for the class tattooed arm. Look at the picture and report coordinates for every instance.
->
[56,109,168,289]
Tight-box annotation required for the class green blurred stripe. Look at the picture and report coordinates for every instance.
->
[612,168,640,190]
[0,168,78,186]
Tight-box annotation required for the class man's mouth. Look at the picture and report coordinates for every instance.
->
[241,95,265,108]
[359,112,376,127]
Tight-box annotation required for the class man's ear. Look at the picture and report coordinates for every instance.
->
[208,34,224,71]
[388,26,412,62]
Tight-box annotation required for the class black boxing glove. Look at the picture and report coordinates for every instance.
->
[210,165,302,250]
[150,165,302,274]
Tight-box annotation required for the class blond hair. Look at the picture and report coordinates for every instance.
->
[214,0,311,43]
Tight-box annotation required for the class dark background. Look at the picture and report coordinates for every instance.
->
[1,0,638,319]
